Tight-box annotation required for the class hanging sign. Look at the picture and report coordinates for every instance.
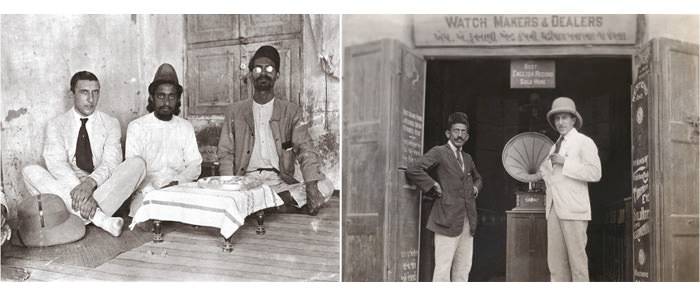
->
[510,60,555,88]
[631,46,652,281]
[414,15,637,47]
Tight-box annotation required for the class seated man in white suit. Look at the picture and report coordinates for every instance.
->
[23,71,146,237]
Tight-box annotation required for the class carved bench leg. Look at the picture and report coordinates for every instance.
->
[255,210,266,235]
[223,236,234,253]
[152,220,163,243]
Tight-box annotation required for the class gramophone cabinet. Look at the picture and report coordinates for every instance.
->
[506,191,549,281]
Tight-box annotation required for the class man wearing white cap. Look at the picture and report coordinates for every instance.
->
[125,63,202,216]
[528,96,601,281]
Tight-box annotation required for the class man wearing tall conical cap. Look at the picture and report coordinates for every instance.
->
[529,97,602,281]
[217,45,334,216]
[125,63,202,216]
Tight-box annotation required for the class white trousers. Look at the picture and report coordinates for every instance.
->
[433,216,474,282]
[547,205,590,282]
[23,157,146,223]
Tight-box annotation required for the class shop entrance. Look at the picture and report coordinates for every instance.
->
[419,57,633,281]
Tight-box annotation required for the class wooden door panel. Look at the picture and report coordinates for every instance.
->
[343,39,426,282]
[186,15,239,44]
[344,213,382,281]
[240,14,302,39]
[659,38,699,282]
[390,45,426,281]
[345,138,385,213]
[342,41,389,281]
[240,39,301,105]
[186,45,240,115]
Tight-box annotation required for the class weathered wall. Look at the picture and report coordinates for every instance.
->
[188,14,341,188]
[302,14,341,187]
[1,14,185,219]
[342,15,413,49]
[645,14,699,44]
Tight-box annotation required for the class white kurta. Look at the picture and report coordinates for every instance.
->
[125,113,202,215]
[247,99,279,171]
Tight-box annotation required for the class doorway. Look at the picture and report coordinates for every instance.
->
[419,57,633,281]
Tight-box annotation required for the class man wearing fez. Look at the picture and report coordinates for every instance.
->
[218,45,333,216]
[527,97,601,281]
[406,112,483,281]
[22,71,146,237]
[125,63,202,216]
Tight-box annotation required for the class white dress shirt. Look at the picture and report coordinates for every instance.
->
[125,113,202,191]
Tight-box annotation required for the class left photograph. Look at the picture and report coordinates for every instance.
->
[0,14,340,281]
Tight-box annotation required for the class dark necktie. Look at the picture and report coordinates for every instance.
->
[455,148,464,171]
[76,118,94,173]
[554,135,564,154]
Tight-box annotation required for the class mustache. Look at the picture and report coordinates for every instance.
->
[255,75,273,82]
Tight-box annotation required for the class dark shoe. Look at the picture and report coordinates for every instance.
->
[307,207,319,216]
[303,204,321,216]
[277,191,299,207]
[276,204,304,214]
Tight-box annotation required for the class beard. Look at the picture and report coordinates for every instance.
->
[253,76,274,91]
[154,106,174,121]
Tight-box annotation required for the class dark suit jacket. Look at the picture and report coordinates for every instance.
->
[217,98,324,183]
[406,144,483,237]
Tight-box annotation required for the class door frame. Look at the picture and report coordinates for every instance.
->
[415,46,636,281]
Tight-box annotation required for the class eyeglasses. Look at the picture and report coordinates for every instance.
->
[155,94,178,102]
[252,65,276,74]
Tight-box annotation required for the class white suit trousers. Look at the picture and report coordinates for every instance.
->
[23,157,146,223]
[547,205,590,282]
[433,216,474,282]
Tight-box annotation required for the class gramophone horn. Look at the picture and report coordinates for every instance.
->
[502,132,554,183]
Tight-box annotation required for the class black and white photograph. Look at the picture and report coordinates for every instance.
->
[1,2,699,287]
[342,14,699,282]
[1,14,340,281]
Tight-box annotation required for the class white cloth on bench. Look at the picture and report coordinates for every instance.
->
[129,182,283,238]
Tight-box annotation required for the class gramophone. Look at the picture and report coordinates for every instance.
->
[501,132,553,210]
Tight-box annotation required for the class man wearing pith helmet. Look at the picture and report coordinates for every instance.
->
[528,96,602,281]
[218,45,334,215]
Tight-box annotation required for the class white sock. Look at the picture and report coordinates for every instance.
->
[92,210,124,237]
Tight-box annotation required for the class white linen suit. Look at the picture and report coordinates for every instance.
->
[538,128,601,281]
[23,109,146,222]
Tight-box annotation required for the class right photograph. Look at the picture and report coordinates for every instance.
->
[341,15,699,282]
